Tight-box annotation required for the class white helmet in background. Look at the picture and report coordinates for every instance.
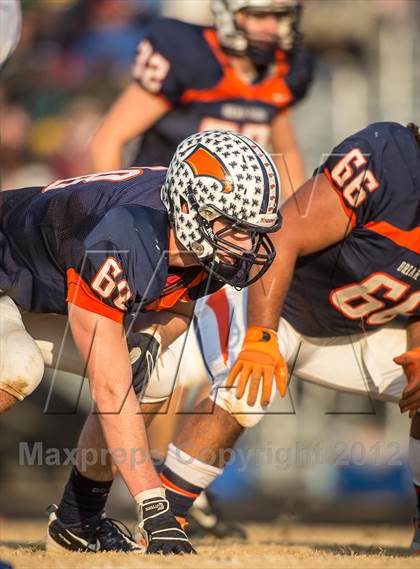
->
[211,0,302,58]
[162,130,282,289]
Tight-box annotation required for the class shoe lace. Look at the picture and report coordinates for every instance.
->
[92,517,135,549]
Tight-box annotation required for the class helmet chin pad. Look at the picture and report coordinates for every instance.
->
[246,41,277,68]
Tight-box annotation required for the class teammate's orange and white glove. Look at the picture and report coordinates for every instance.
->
[396,347,420,418]
[226,326,288,407]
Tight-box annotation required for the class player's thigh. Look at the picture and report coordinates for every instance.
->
[0,295,44,400]
[171,325,208,390]
[293,321,407,402]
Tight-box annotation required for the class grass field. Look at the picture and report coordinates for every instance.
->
[0,520,418,568]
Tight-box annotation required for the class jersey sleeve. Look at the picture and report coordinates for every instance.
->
[66,249,133,324]
[65,206,170,322]
[284,44,314,106]
[64,219,135,324]
[314,134,384,227]
[131,18,204,105]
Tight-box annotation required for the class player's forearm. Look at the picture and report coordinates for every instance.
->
[69,305,161,494]
[85,348,161,495]
[247,245,297,331]
[95,384,160,496]
[248,173,353,331]
[271,111,306,202]
[89,132,123,171]
[88,83,170,173]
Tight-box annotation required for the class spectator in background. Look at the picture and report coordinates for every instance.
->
[59,0,159,76]
[1,1,158,189]
[0,89,103,188]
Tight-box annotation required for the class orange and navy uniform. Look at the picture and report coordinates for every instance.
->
[132,17,313,166]
[283,122,420,337]
[0,167,223,323]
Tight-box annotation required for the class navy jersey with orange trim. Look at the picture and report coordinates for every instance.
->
[132,18,313,166]
[283,122,420,337]
[0,168,222,323]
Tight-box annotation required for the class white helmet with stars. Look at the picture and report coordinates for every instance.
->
[161,130,282,289]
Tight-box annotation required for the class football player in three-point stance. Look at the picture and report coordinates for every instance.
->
[158,122,420,553]
[88,0,313,536]
[0,130,282,553]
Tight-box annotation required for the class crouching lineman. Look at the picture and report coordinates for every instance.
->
[0,130,282,553]
[157,122,420,552]
[88,0,313,537]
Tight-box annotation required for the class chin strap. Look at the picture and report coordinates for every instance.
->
[246,44,276,70]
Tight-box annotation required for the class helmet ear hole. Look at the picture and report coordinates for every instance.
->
[180,196,189,214]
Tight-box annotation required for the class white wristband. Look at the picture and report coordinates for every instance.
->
[134,486,166,505]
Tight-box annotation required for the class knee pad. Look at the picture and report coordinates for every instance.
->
[141,348,179,403]
[210,380,271,429]
[0,297,44,400]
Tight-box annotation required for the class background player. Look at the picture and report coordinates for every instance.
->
[0,130,282,553]
[157,122,420,553]
[89,0,313,200]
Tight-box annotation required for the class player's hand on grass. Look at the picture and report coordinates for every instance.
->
[396,347,420,418]
[136,490,196,555]
[226,326,288,407]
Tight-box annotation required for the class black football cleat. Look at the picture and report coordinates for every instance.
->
[46,504,144,553]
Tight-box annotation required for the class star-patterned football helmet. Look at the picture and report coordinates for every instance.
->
[161,130,282,289]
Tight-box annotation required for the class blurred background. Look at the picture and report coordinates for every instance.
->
[0,0,419,525]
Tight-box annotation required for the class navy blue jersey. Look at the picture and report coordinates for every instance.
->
[131,18,313,166]
[0,168,222,322]
[283,122,420,337]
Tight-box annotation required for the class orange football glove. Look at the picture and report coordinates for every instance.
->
[226,326,288,407]
[395,347,420,418]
